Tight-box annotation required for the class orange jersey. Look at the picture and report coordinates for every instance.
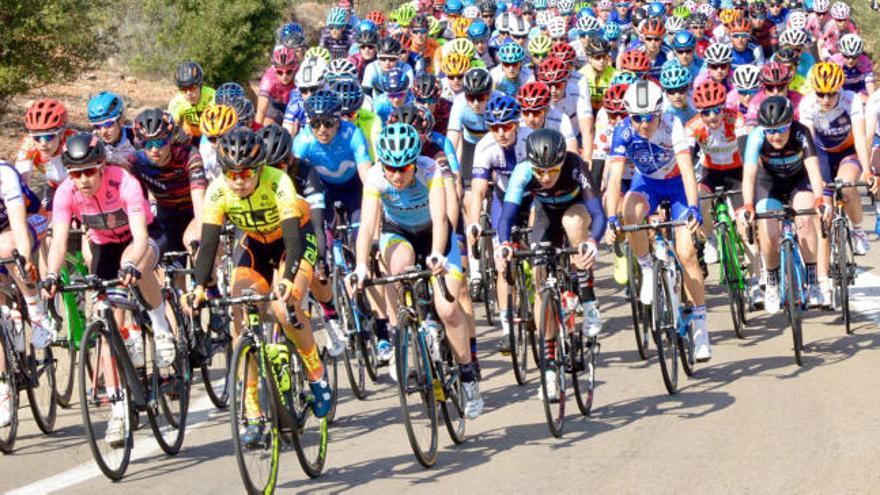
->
[685,109,747,171]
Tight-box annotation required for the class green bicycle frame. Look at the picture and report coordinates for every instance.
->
[59,250,88,350]
[714,200,746,291]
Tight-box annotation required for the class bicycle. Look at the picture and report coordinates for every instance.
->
[700,187,750,339]
[750,205,817,366]
[619,213,697,395]
[510,242,598,437]
[52,275,190,480]
[469,191,498,326]
[614,240,650,360]
[330,201,379,400]
[208,290,328,492]
[358,266,464,468]
[826,179,870,335]
[503,226,539,386]
[0,251,57,453]
[50,227,88,408]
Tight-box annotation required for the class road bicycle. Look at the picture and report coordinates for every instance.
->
[503,226,539,386]
[469,191,498,326]
[826,180,870,335]
[50,227,88,408]
[614,240,650,360]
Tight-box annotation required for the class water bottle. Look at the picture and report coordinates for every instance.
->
[654,237,668,262]
[422,320,442,363]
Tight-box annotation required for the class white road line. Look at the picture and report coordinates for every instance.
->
[850,269,880,326]
[7,389,223,495]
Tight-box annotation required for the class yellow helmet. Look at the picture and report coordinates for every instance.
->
[200,104,238,138]
[445,37,475,59]
[809,62,846,93]
[718,8,739,25]
[442,52,472,76]
[451,17,472,38]
[304,46,331,64]
[427,16,442,37]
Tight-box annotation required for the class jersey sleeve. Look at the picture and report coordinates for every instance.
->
[258,69,275,98]
[502,161,532,206]
[349,126,373,166]
[441,135,461,175]
[471,135,495,181]
[120,169,150,219]
[671,117,689,154]
[447,98,465,133]
[362,164,384,199]
[0,165,25,207]
[797,95,816,128]
[798,125,817,160]
[743,127,766,168]
[51,180,75,226]
[274,172,303,221]
[607,121,630,159]
[292,133,309,160]
[848,92,865,121]
[202,179,226,226]
[186,147,208,190]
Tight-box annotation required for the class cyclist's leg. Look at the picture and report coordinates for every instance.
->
[561,202,602,337]
[530,201,566,341]
[621,173,656,257]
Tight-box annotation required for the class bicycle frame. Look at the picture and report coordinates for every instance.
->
[777,219,808,311]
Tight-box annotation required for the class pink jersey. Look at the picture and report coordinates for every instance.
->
[745,90,803,127]
[258,67,296,104]
[821,20,859,59]
[52,165,154,245]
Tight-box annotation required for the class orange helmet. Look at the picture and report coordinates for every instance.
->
[641,18,665,36]
[620,50,651,72]
[25,99,68,131]
[728,17,751,34]
[692,80,728,109]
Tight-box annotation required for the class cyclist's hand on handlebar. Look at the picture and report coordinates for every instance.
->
[815,196,832,222]
[183,285,206,315]
[866,173,880,195]
[686,205,702,233]
[23,260,38,285]
[467,223,481,247]
[275,279,297,303]
[606,215,621,243]
[40,273,58,300]
[494,242,513,271]
[576,240,598,270]
[119,262,141,287]
[347,263,369,291]
[427,252,448,276]
[736,204,755,226]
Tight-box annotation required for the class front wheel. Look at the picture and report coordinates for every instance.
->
[572,334,597,417]
[146,326,190,456]
[538,290,565,438]
[508,264,529,385]
[0,327,20,453]
[26,344,57,434]
[201,318,232,409]
[784,243,804,366]
[395,317,438,468]
[719,227,747,340]
[652,261,678,395]
[833,222,853,335]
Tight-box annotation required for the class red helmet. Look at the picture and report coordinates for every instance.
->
[603,84,629,113]
[517,81,552,110]
[692,80,728,109]
[550,42,577,65]
[641,18,665,36]
[366,10,387,25]
[728,17,752,34]
[25,99,68,131]
[760,61,792,86]
[536,57,570,84]
[620,50,651,72]
[272,46,298,68]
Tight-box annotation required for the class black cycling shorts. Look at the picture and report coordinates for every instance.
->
[700,168,744,209]
[233,225,318,289]
[89,223,162,280]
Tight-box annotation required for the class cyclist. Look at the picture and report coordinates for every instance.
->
[282,56,329,137]
[321,7,355,60]
[187,128,334,444]
[496,129,607,398]
[605,80,711,362]
[728,64,762,117]
[88,91,136,166]
[592,83,631,190]
[694,43,733,91]
[373,68,413,124]
[352,123,484,418]
[636,18,669,80]
[127,109,206,255]
[255,46,299,126]
[440,52,472,102]
[668,31,704,82]
[447,67,497,206]
[349,29,380,81]
[334,78,382,160]
[363,37,414,96]
[167,61,216,144]
[15,99,75,203]
[745,62,803,129]
[771,48,811,94]
[687,13,712,58]
[748,1,777,59]
[470,20,498,70]
[43,133,175,445]
[777,28,815,80]
[199,104,239,181]
[534,57,594,162]
[516,81,578,152]
[413,72,452,134]
[492,41,531,97]
[819,1,858,61]
[660,63,696,125]
[578,36,618,113]
[831,34,876,97]
[741,96,828,315]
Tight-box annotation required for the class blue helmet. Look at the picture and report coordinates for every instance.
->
[357,19,377,33]
[468,20,491,40]
[215,82,246,105]
[305,90,342,119]
[377,123,422,168]
[280,22,303,38]
[332,79,365,113]
[445,0,464,14]
[603,21,621,41]
[646,1,666,16]
[671,30,696,50]
[498,40,526,63]
[382,68,410,93]
[610,70,639,86]
[497,1,508,13]
[659,64,691,90]
[533,0,548,9]
[88,91,125,123]
[326,7,347,26]
[485,94,521,124]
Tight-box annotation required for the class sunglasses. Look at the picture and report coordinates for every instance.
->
[143,138,169,150]
[738,88,760,96]
[816,91,838,99]
[531,165,563,178]
[416,96,437,105]
[411,28,427,34]
[310,116,339,129]
[300,87,316,96]
[765,84,787,92]
[675,49,694,55]
[549,81,566,90]
[207,136,219,144]
[30,131,61,143]
[522,109,546,118]
[666,86,689,96]
[732,34,751,39]
[513,35,528,40]
[764,124,791,135]
[448,74,464,81]
[844,55,859,60]
[489,122,517,133]
[329,24,346,30]
[361,44,377,50]
[700,105,723,116]
[631,113,659,124]
[69,167,101,179]
[751,13,766,18]
[224,168,259,181]
[708,63,730,71]
[644,36,662,42]
[608,111,627,119]
[383,162,416,174]
[92,120,117,130]
[275,67,295,76]
[466,93,490,103]
[387,91,407,99]
[502,62,522,68]
[379,57,398,62]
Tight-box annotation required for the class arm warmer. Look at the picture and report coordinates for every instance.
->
[497,200,521,244]
[310,207,327,260]
[280,217,304,281]
[193,223,222,287]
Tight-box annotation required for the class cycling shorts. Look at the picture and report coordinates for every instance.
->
[324,184,362,226]
[460,140,476,188]
[755,168,812,213]
[154,206,194,255]
[379,221,464,279]
[815,147,860,184]
[530,197,596,248]
[699,168,744,209]
[628,174,690,221]
[233,224,318,292]
[89,222,162,280]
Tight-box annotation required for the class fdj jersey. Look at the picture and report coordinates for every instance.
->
[363,157,443,232]
[0,163,40,232]
[608,113,690,179]
[743,122,817,178]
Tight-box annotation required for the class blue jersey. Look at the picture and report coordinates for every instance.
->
[428,132,461,175]
[448,90,505,144]
[292,121,372,187]
[372,92,414,124]
[608,113,690,180]
[731,44,765,69]
[282,88,307,127]
[362,61,415,95]
[363,157,442,231]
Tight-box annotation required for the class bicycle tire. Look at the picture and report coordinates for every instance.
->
[784,242,804,366]
[480,234,497,326]
[508,262,529,385]
[337,272,367,400]
[678,315,695,378]
[719,227,746,339]
[201,321,232,409]
[572,334,597,417]
[288,351,329,479]
[0,325,19,453]
[627,244,650,359]
[395,315,438,468]
[229,337,280,494]
[519,264,541,367]
[652,260,679,395]
[538,289,566,438]
[78,321,132,480]
[320,348,339,425]
[145,322,190,455]
[26,343,58,434]
[53,335,76,408]
[439,357,466,444]
[361,322,381,383]
[834,221,853,335]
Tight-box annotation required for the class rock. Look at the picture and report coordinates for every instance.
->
[125,76,138,84]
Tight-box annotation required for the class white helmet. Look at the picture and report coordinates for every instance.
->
[665,16,687,33]
[548,16,568,38]
[732,64,762,91]
[577,15,602,34]
[623,80,664,115]
[839,33,864,57]
[536,10,553,28]
[812,0,830,13]
[509,14,531,37]
[829,1,850,20]
[295,57,328,89]
[496,12,511,33]
[704,43,733,65]
[697,3,715,18]
[787,10,807,30]
[327,58,357,79]
[684,0,697,11]
[463,5,481,19]
[558,0,574,12]
[778,28,808,47]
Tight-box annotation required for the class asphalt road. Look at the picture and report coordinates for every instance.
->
[4,248,880,494]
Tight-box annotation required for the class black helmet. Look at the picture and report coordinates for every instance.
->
[217,128,266,170]
[282,31,307,49]
[133,108,175,141]
[229,96,256,125]
[175,61,204,88]
[463,67,492,95]
[479,0,497,15]
[378,36,403,56]
[585,36,610,57]
[388,104,435,134]
[413,72,440,100]
[257,124,293,166]
[631,7,648,28]
[62,132,106,170]
[757,95,794,128]
[357,29,380,46]
[526,128,567,169]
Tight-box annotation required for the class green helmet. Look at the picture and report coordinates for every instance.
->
[528,34,553,57]
[304,46,331,63]
[396,3,417,27]
[672,5,691,18]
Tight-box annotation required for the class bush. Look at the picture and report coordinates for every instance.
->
[0,0,112,107]
[118,0,285,87]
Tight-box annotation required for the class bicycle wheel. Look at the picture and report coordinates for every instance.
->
[0,327,19,453]
[652,260,678,395]
[833,222,853,335]
[26,343,57,434]
[145,325,190,455]
[678,314,695,378]
[336,274,367,400]
[288,352,329,479]
[201,319,232,409]
[627,244,650,360]
[572,334,597,417]
[229,337,280,494]
[519,264,541,367]
[320,348,338,425]
[52,292,80,408]
[480,235,497,326]
[719,227,746,339]
[538,290,566,438]
[78,321,132,480]
[395,315,438,467]
[439,346,466,444]
[784,243,804,366]
[508,264,529,385]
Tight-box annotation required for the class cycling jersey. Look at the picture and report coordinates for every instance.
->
[440,78,464,103]
[448,90,505,144]
[472,130,528,193]
[282,88,310,128]
[751,21,777,58]
[363,157,443,232]
[731,44,766,69]
[320,27,356,60]
[608,9,632,31]
[743,121,817,179]
[548,82,592,138]
[125,144,207,212]
[866,90,880,140]
[490,65,533,98]
[425,132,461,175]
[168,86,217,138]
[53,165,154,245]
[831,53,875,95]
[608,113,690,180]
[353,108,382,161]
[258,67,296,106]
[798,89,863,153]
[373,92,413,124]
[0,163,40,233]
[362,61,415,95]
[796,51,816,79]
[14,128,76,190]
[767,7,790,29]
[348,52,374,81]
[578,64,617,111]
[664,102,697,127]
[685,109,747,171]
[100,127,137,166]
[432,99,452,135]
[291,121,372,187]
[203,165,309,243]
[745,90,803,127]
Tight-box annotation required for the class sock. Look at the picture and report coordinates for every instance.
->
[300,344,324,382]
[470,337,477,361]
[375,319,390,341]
[148,300,171,336]
[852,222,863,230]
[805,263,817,285]
[693,305,707,319]
[468,254,481,279]
[545,338,557,361]
[577,270,595,302]
[768,268,780,284]
[25,295,44,321]
[459,362,475,383]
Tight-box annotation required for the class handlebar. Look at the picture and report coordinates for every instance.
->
[747,207,820,244]
[53,275,151,314]
[0,250,32,287]
[355,267,455,303]
[825,179,872,192]
[699,187,741,202]
[618,219,688,233]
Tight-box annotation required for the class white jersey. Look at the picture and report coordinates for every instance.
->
[798,89,864,151]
